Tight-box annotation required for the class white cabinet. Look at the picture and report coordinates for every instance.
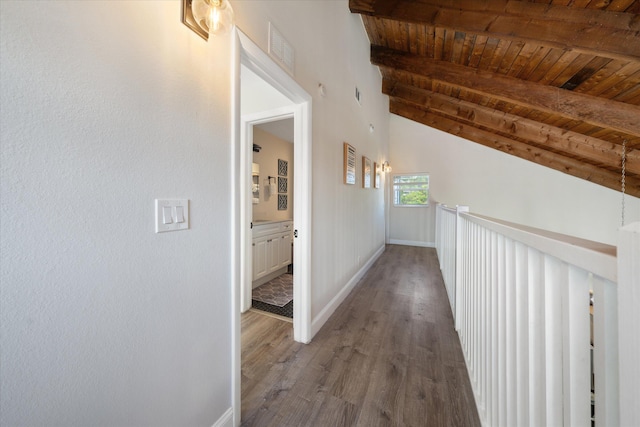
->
[266,235,281,273]
[279,232,292,267]
[252,220,293,283]
[252,237,268,280]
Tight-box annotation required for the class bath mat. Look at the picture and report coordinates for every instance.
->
[252,273,293,307]
[251,299,293,319]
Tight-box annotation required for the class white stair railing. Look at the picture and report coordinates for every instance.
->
[435,204,459,314]
[434,204,634,427]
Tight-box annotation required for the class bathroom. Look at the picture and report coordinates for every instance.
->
[250,121,294,318]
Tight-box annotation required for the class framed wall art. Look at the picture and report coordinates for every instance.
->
[362,156,371,188]
[278,159,288,177]
[343,142,356,185]
[278,177,288,193]
[278,194,288,210]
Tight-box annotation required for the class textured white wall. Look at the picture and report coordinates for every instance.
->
[1,1,232,425]
[233,1,390,320]
[389,115,640,246]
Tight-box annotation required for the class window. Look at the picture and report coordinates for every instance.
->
[393,174,429,207]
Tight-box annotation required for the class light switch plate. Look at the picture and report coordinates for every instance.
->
[155,199,189,233]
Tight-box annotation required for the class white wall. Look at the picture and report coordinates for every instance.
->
[233,1,390,320]
[389,115,640,246]
[1,1,232,425]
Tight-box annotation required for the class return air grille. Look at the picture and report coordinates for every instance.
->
[268,23,294,76]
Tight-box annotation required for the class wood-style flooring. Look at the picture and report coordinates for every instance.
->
[241,245,481,427]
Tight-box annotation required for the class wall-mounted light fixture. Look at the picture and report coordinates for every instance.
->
[182,0,235,40]
[382,161,392,173]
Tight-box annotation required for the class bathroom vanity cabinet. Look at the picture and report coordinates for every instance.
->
[252,220,293,284]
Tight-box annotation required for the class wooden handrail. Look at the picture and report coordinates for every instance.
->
[461,212,617,282]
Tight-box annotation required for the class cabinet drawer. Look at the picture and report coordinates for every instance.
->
[280,221,293,233]
[252,222,281,238]
[253,220,293,238]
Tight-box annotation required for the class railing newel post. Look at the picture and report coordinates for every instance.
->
[618,222,640,427]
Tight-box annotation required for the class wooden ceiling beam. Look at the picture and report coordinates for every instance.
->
[382,79,640,175]
[350,0,640,61]
[372,45,640,137]
[389,100,640,197]
[419,0,640,31]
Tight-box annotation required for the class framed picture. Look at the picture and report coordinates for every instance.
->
[362,156,371,188]
[278,194,288,210]
[278,177,287,193]
[343,142,356,185]
[374,162,380,189]
[278,159,288,177]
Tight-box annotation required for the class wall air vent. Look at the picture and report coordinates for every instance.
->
[268,23,294,76]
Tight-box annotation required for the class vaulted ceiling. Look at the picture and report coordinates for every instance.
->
[349,0,640,197]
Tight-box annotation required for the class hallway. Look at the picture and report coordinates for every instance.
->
[241,245,481,426]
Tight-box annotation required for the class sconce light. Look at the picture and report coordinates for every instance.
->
[382,161,392,173]
[182,0,235,40]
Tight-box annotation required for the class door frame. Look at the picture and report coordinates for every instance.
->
[231,28,312,426]
[240,108,295,313]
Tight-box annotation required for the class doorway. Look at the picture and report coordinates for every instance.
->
[244,114,294,318]
[232,29,312,425]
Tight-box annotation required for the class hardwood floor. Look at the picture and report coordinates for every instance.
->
[241,245,481,427]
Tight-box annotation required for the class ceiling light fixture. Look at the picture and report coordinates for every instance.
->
[182,0,235,40]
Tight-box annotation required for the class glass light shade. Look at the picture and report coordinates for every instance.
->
[191,0,235,37]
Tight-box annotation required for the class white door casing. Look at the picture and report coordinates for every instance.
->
[231,28,312,426]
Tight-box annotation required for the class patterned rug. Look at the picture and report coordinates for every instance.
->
[252,273,293,307]
[252,273,293,318]
[251,299,293,318]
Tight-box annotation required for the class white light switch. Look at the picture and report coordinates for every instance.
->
[155,199,189,233]
[175,206,185,223]
[162,206,173,224]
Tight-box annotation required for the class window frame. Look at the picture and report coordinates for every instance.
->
[392,173,430,208]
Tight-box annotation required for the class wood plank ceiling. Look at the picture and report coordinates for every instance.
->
[349,0,640,197]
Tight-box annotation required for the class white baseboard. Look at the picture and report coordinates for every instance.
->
[310,244,385,338]
[211,407,233,427]
[388,239,435,248]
